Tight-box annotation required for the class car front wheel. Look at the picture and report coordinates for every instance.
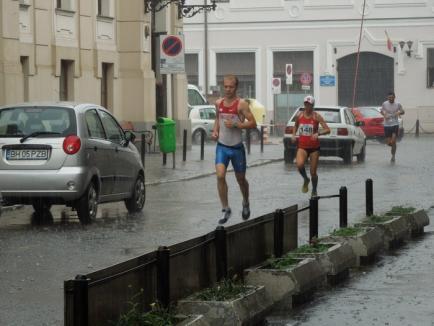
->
[125,174,146,213]
[76,182,98,224]
[192,129,205,144]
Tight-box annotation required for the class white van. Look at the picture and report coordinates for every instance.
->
[188,84,217,143]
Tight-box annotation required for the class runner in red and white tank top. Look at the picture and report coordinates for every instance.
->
[297,113,320,150]
[291,95,330,197]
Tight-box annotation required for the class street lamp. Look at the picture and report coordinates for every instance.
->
[178,0,217,18]
[144,0,217,17]
[399,40,413,57]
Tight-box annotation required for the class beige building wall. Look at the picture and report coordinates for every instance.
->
[0,0,189,138]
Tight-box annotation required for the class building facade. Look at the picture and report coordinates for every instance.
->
[184,0,434,132]
[0,0,189,135]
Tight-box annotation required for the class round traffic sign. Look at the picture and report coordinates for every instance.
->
[272,78,280,87]
[300,72,312,85]
[161,36,183,57]
[286,65,292,75]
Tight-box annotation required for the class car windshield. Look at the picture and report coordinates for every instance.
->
[357,107,383,118]
[0,106,77,137]
[292,108,341,123]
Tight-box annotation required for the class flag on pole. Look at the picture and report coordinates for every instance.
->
[385,30,393,51]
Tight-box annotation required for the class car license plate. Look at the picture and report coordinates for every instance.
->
[6,149,49,160]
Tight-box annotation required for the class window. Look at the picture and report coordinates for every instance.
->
[59,60,74,101]
[57,0,72,10]
[428,48,434,88]
[98,0,111,17]
[216,52,256,98]
[185,53,199,86]
[101,63,114,112]
[99,110,125,145]
[188,88,207,106]
[20,56,29,102]
[85,110,106,139]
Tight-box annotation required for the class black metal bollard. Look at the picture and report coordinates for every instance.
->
[309,197,319,242]
[215,226,228,281]
[246,129,251,154]
[260,126,264,153]
[156,246,170,308]
[141,133,146,167]
[183,129,187,162]
[366,178,373,216]
[200,129,205,160]
[339,186,348,228]
[415,119,420,137]
[73,275,89,326]
[273,209,284,258]
[163,153,167,165]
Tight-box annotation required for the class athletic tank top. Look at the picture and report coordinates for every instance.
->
[297,113,320,149]
[218,98,242,147]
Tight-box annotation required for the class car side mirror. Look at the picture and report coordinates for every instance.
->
[124,130,136,144]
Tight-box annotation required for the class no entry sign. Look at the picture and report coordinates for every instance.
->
[160,35,185,74]
[299,72,312,85]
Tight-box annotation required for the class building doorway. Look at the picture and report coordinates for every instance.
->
[337,52,394,107]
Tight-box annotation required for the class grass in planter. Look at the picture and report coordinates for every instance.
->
[385,205,416,216]
[363,214,394,224]
[193,278,251,301]
[330,226,363,237]
[291,241,332,254]
[267,253,299,269]
[114,294,177,326]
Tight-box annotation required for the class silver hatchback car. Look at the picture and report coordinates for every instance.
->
[0,102,145,224]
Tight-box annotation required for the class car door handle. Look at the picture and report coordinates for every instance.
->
[204,122,208,125]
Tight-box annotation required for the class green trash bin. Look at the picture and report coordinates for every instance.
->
[156,117,176,153]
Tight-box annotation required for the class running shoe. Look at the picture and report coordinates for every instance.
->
[391,155,395,163]
[302,178,310,193]
[311,190,318,198]
[242,202,250,220]
[218,208,231,224]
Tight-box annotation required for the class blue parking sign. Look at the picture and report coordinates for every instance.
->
[320,75,336,86]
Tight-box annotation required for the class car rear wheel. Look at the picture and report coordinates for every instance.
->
[343,145,353,164]
[357,142,366,162]
[76,182,98,224]
[284,148,296,164]
[125,174,146,213]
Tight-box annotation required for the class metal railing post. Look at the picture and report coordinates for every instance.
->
[182,129,187,162]
[366,178,373,216]
[274,209,284,258]
[215,226,228,281]
[309,197,319,242]
[141,133,146,166]
[200,129,205,160]
[339,186,348,228]
[260,125,264,153]
[163,153,167,165]
[415,119,420,137]
[156,246,170,308]
[72,275,89,326]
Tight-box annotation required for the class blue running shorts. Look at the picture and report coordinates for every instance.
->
[215,142,246,173]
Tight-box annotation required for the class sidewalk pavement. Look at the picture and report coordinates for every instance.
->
[143,137,284,186]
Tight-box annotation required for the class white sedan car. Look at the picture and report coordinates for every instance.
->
[283,106,366,164]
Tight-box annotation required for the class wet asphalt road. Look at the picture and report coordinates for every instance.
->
[0,136,433,325]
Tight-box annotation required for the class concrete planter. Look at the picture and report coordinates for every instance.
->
[244,257,325,308]
[176,314,209,326]
[401,209,430,237]
[322,227,384,266]
[357,216,408,250]
[177,285,272,326]
[292,242,356,285]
